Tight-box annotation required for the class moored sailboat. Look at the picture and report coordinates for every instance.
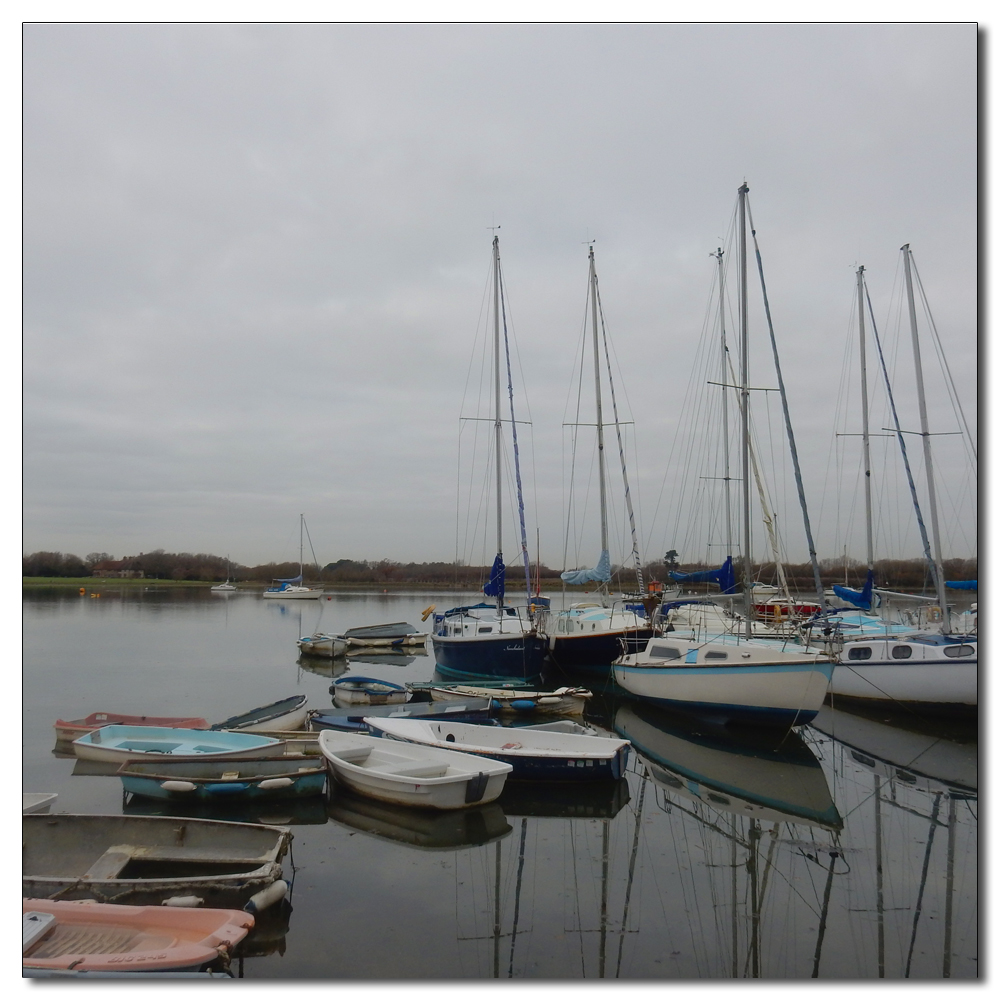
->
[263,515,324,599]
[431,234,547,682]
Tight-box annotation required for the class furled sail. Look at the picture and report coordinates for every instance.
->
[275,574,303,584]
[668,556,737,595]
[483,554,506,599]
[561,549,611,586]
[832,569,875,610]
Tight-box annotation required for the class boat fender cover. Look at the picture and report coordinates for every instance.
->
[203,782,250,795]
[244,880,288,914]
[162,896,205,907]
[257,777,295,790]
[465,772,489,804]
[510,700,536,712]
[160,780,198,793]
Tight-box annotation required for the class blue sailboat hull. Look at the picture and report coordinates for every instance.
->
[432,634,549,683]
[546,629,655,673]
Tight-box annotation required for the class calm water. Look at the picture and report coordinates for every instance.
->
[22,588,978,979]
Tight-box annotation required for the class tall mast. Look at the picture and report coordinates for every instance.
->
[299,513,304,580]
[857,266,875,571]
[738,182,752,639]
[716,247,733,559]
[590,246,609,561]
[493,234,504,614]
[902,245,949,628]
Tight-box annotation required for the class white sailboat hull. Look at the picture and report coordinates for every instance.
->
[263,588,324,600]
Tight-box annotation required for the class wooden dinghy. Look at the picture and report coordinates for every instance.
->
[72,726,285,764]
[23,899,254,974]
[332,676,410,707]
[428,684,592,716]
[210,695,309,732]
[54,713,209,742]
[22,813,291,907]
[118,758,327,802]
[309,698,494,734]
[368,718,630,781]
[318,730,511,810]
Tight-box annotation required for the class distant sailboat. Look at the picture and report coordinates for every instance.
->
[262,515,324,600]
[211,556,237,592]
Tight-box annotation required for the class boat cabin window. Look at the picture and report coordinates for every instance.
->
[704,651,728,660]
[649,645,681,660]
[891,645,912,659]
[478,626,493,634]
[847,646,872,661]
[944,645,975,658]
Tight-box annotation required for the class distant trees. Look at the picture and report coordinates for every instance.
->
[22,549,977,590]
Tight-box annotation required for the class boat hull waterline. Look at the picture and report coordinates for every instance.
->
[613,660,834,726]
[118,759,327,801]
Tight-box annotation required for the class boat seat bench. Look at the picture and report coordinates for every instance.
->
[380,763,450,778]
[83,844,269,878]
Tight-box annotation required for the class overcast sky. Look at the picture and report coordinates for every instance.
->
[22,22,977,570]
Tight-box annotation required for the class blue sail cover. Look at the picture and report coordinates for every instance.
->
[832,569,875,610]
[483,554,506,600]
[668,556,737,595]
[945,580,978,590]
[275,574,303,584]
[561,549,611,587]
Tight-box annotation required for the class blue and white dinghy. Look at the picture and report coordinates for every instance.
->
[332,676,409,707]
[73,726,285,764]
[318,730,511,810]
[118,759,327,802]
[366,718,631,781]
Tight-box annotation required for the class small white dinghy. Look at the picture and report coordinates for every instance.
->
[318,730,511,811]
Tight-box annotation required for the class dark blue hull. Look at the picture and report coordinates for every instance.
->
[311,700,495,734]
[432,633,549,683]
[546,628,655,672]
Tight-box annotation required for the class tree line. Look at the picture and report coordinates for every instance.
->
[23,549,977,590]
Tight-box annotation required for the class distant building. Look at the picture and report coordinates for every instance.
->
[91,559,143,579]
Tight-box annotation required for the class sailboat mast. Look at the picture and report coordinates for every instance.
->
[299,513,304,581]
[493,235,504,614]
[590,246,609,559]
[716,247,733,559]
[738,183,753,639]
[857,266,875,571]
[902,245,949,628]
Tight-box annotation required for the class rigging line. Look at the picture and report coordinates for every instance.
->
[746,199,824,607]
[864,282,942,597]
[301,518,321,575]
[909,255,977,462]
[596,281,644,592]
[506,818,528,978]
[614,768,648,978]
[563,291,591,574]
[498,261,534,611]
[904,792,943,978]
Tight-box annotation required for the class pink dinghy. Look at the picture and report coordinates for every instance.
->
[54,713,209,742]
[22,899,254,974]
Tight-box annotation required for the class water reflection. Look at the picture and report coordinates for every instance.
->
[328,790,512,850]
[614,702,842,830]
[122,792,330,826]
